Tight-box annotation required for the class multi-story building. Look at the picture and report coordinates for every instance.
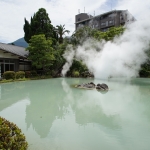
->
[75,10,135,31]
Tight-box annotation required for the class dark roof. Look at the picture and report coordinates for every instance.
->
[0,43,28,58]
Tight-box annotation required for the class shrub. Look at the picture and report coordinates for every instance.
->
[25,71,31,78]
[16,71,25,79]
[68,59,88,76]
[48,70,57,77]
[3,71,15,80]
[45,70,52,76]
[139,63,150,77]
[0,117,28,150]
[30,70,37,77]
[72,71,80,77]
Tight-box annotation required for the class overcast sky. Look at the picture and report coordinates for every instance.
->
[0,0,149,43]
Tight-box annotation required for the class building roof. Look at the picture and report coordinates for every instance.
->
[0,43,28,58]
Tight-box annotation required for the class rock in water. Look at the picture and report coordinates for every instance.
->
[75,82,109,91]
[96,83,109,91]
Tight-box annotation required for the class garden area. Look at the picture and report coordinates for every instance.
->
[1,7,150,150]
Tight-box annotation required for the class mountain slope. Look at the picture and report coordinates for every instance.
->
[11,37,28,48]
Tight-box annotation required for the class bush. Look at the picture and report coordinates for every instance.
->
[25,71,31,78]
[139,63,150,77]
[72,71,80,77]
[16,71,25,79]
[68,59,88,76]
[3,71,15,80]
[0,117,28,150]
[45,70,52,76]
[30,70,37,77]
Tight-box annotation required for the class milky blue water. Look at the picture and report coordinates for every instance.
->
[0,78,150,150]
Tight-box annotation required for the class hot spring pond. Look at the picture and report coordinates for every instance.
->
[0,78,150,150]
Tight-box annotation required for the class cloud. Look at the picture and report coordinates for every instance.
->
[0,0,108,43]
[116,0,150,19]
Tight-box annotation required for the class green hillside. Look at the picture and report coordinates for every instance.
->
[11,37,28,48]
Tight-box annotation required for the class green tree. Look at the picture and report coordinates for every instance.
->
[26,34,55,71]
[71,26,125,45]
[93,26,125,41]
[55,24,70,44]
[139,48,150,77]
[24,18,31,43]
[23,8,57,43]
[49,41,68,76]
[71,26,96,45]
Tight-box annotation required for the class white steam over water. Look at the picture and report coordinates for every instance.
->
[62,0,150,79]
[61,45,75,76]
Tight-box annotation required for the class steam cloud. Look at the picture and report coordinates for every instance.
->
[62,0,150,79]
[61,45,75,76]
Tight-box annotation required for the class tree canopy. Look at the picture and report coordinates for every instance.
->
[93,26,125,41]
[23,8,57,43]
[55,24,70,44]
[71,26,125,45]
[26,34,55,70]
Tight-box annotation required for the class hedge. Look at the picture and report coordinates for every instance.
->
[30,70,37,77]
[16,71,25,79]
[25,71,31,78]
[3,71,15,80]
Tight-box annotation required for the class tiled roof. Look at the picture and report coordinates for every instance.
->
[0,43,28,58]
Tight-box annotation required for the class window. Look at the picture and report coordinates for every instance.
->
[109,20,113,24]
[101,22,105,26]
[10,64,14,71]
[0,59,15,74]
[78,18,80,21]
[109,20,114,24]
[5,64,9,71]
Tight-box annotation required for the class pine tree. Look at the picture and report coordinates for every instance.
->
[23,8,57,43]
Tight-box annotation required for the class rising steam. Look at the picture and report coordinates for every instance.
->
[61,45,75,76]
[62,2,150,79]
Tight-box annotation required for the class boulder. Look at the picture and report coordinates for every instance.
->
[75,82,109,91]
[96,83,109,91]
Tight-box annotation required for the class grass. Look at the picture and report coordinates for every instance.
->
[0,78,29,83]
[0,75,52,84]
